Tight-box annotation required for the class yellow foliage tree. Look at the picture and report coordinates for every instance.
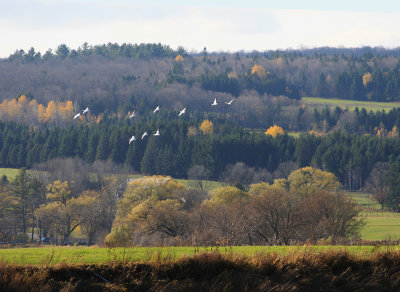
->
[37,104,46,123]
[249,181,286,196]
[362,72,372,87]
[265,125,284,137]
[35,180,82,244]
[8,99,18,118]
[200,120,213,135]
[105,176,187,246]
[17,95,28,116]
[44,101,57,123]
[0,100,8,118]
[287,167,341,197]
[251,65,267,78]
[388,125,399,138]
[59,100,74,121]
[208,186,247,204]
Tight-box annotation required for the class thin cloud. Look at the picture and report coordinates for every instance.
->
[1,2,400,57]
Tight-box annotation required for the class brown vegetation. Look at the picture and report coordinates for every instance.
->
[106,171,363,247]
[1,250,400,291]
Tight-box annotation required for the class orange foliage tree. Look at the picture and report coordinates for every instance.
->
[200,120,213,135]
[251,65,267,78]
[362,72,372,87]
[174,54,184,62]
[265,125,284,137]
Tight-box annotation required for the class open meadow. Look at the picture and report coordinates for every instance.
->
[348,192,400,241]
[302,96,400,112]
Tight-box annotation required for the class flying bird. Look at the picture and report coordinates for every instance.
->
[82,107,90,114]
[129,111,136,118]
[154,129,160,136]
[73,113,81,120]
[178,107,186,117]
[211,98,217,106]
[141,132,148,139]
[225,98,234,105]
[153,106,160,114]
[129,135,136,144]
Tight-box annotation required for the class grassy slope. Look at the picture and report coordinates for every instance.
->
[302,96,400,112]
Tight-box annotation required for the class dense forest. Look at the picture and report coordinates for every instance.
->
[0,117,399,191]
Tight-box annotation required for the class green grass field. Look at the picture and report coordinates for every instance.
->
[347,192,400,241]
[0,168,19,179]
[0,245,396,265]
[176,179,223,191]
[302,97,400,112]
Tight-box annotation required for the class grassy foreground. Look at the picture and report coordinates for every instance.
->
[1,249,400,291]
[0,245,398,265]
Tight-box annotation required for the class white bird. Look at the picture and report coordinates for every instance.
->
[154,129,160,136]
[153,106,160,114]
[178,107,186,117]
[82,107,90,114]
[141,132,148,139]
[129,135,136,144]
[225,98,234,105]
[73,113,81,120]
[129,111,136,118]
[211,98,217,106]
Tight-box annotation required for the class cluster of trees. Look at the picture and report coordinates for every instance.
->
[0,95,88,126]
[0,159,130,244]
[0,165,369,246]
[106,169,364,247]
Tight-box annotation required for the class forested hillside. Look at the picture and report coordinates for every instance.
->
[2,43,400,191]
[3,43,400,114]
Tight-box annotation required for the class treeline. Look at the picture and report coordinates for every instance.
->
[1,119,400,190]
[7,42,186,62]
[3,43,400,116]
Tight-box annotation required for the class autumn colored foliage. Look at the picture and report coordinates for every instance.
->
[265,125,284,137]
[0,95,76,125]
[250,64,267,78]
[0,95,101,126]
[174,54,184,62]
[200,119,213,135]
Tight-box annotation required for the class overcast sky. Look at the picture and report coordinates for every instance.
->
[1,0,400,57]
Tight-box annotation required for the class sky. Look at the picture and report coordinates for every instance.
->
[1,0,400,57]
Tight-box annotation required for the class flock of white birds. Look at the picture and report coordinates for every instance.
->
[73,97,235,145]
